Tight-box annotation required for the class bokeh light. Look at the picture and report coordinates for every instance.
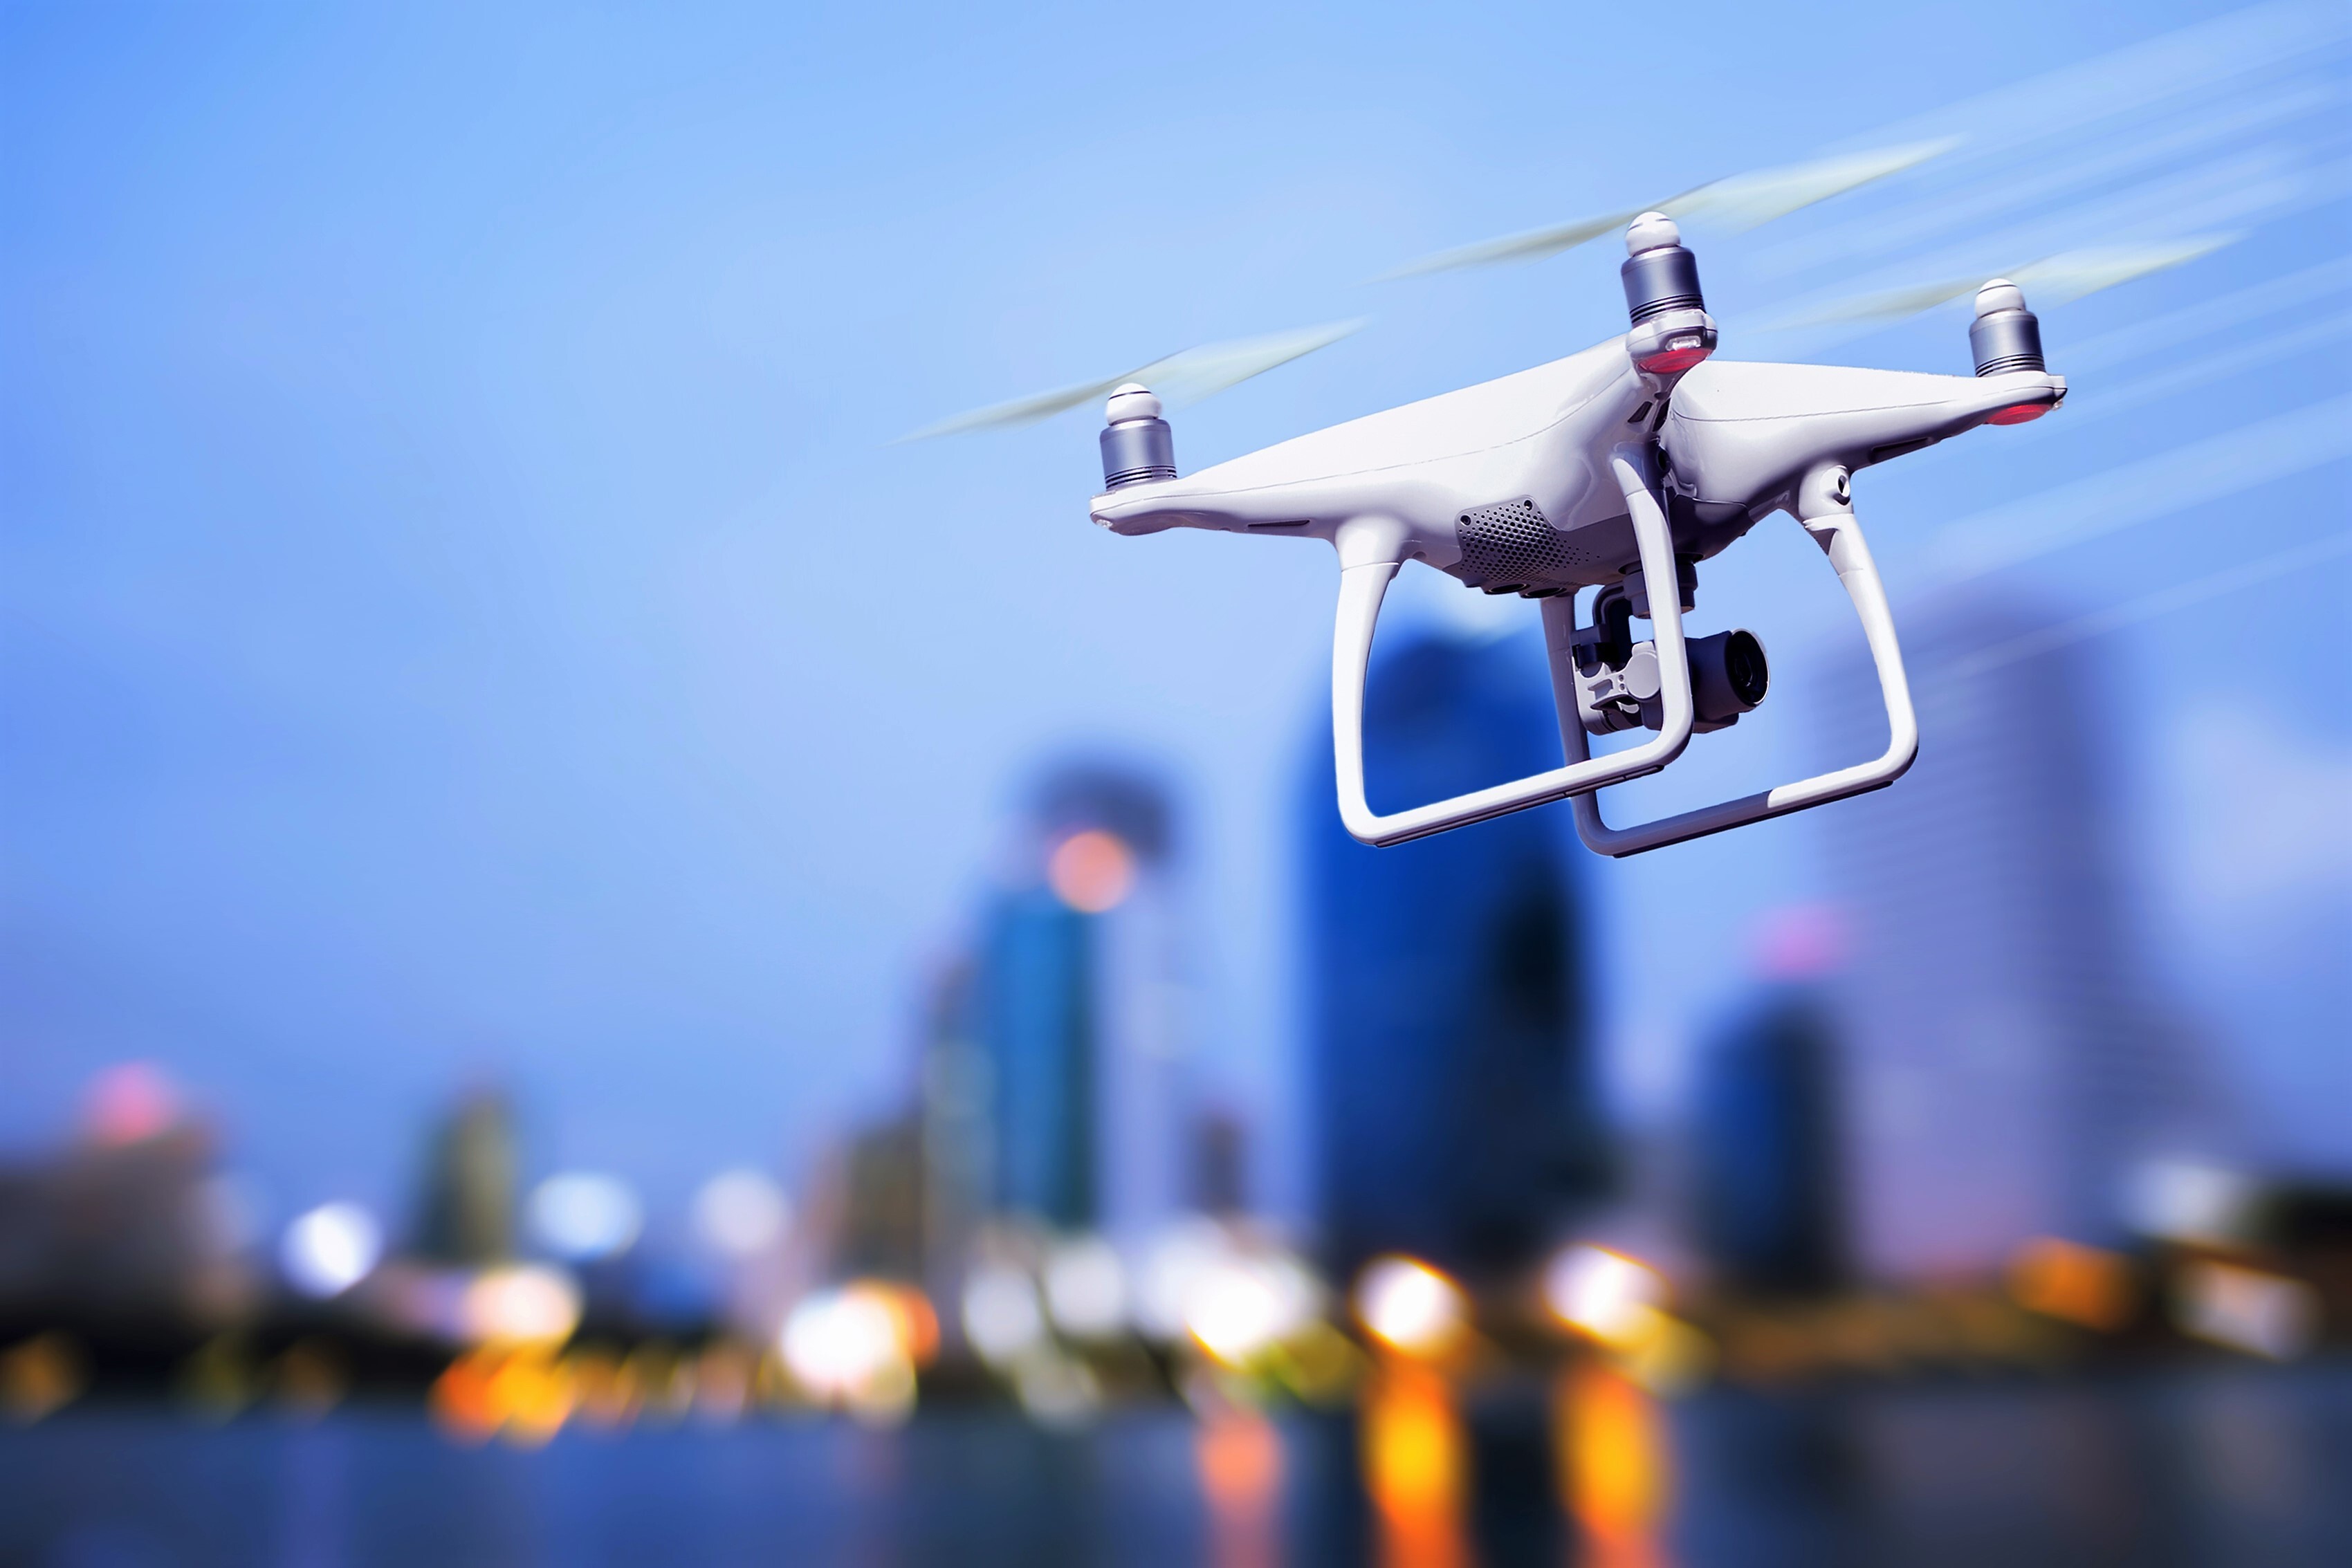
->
[82,1062,179,1147]
[1042,1237,1127,1339]
[1046,829,1135,914]
[781,1283,919,1421]
[961,1264,1046,1367]
[458,1264,582,1347]
[279,1203,383,1298]
[1137,1219,1229,1340]
[526,1172,643,1262]
[1353,1255,1467,1358]
[2174,1260,2319,1361]
[1545,1246,1666,1347]
[1184,1255,1317,1367]
[691,1168,792,1258]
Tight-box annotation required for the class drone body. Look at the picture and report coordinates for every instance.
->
[1087,216,2064,855]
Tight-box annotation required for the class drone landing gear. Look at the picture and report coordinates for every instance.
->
[1327,445,1696,847]
[1328,456,1916,854]
[1557,463,1918,858]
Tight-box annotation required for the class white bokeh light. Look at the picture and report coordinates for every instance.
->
[1184,1254,1316,1365]
[962,1264,1046,1367]
[1042,1237,1127,1339]
[692,1168,791,1258]
[280,1202,383,1298]
[526,1172,643,1262]
[459,1264,583,1345]
[1354,1255,1467,1356]
[1543,1245,1665,1345]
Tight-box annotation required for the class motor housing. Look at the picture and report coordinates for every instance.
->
[1621,212,1718,376]
[1099,384,1177,490]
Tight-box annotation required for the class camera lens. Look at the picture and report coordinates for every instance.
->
[1689,628,1770,728]
[1723,629,1768,708]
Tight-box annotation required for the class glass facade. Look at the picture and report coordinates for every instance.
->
[1303,625,1608,1282]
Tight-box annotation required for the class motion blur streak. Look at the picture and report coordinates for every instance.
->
[1949,531,2352,679]
[1927,394,2352,582]
[1763,83,2338,277]
[2062,255,2352,371]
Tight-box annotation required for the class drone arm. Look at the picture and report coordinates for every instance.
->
[1564,465,1918,857]
[1332,446,1695,847]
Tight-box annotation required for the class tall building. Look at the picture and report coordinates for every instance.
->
[917,956,993,1289]
[1303,625,1608,1284]
[411,1089,518,1266]
[1689,990,1844,1295]
[833,1111,928,1282]
[0,1077,246,1329]
[964,762,1191,1243]
[1819,591,2203,1279]
[980,887,1096,1229]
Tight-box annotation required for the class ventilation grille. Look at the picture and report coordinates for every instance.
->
[1453,498,1597,593]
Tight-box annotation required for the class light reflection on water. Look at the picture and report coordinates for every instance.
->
[4,1361,2346,1568]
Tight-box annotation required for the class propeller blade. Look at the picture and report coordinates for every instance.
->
[1377,138,1958,280]
[1374,210,1647,281]
[897,320,1364,442]
[1666,138,1961,230]
[894,374,1130,443]
[1132,318,1366,405]
[1761,275,1989,330]
[2010,235,2237,302]
[1759,234,2239,331]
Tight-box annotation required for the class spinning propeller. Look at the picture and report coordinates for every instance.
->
[897,320,1363,442]
[1372,140,1960,279]
[1760,235,2239,331]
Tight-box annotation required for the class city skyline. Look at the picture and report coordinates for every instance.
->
[3,0,2344,1224]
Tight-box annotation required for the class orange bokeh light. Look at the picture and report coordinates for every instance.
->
[1048,830,1136,914]
[2008,1237,2135,1331]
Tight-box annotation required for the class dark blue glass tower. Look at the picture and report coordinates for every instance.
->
[979,887,1094,1229]
[1303,624,1606,1282]
[1690,991,1843,1294]
[968,762,1176,1234]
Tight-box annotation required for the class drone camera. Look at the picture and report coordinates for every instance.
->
[1100,383,1177,490]
[1621,212,1718,376]
[1688,628,1767,732]
[1573,605,1767,737]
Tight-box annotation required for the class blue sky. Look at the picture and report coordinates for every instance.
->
[3,1,2344,1230]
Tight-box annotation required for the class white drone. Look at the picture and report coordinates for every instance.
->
[1079,213,2064,855]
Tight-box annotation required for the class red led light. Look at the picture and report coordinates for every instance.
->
[1635,344,1711,375]
[1986,402,2048,425]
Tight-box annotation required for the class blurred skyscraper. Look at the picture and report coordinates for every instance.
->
[979,886,1096,1229]
[832,1112,928,1282]
[410,1089,518,1266]
[1303,625,1608,1284]
[0,1067,249,1330]
[1819,593,2205,1280]
[1689,991,1844,1295]
[950,762,1193,1246]
[917,956,991,1291]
